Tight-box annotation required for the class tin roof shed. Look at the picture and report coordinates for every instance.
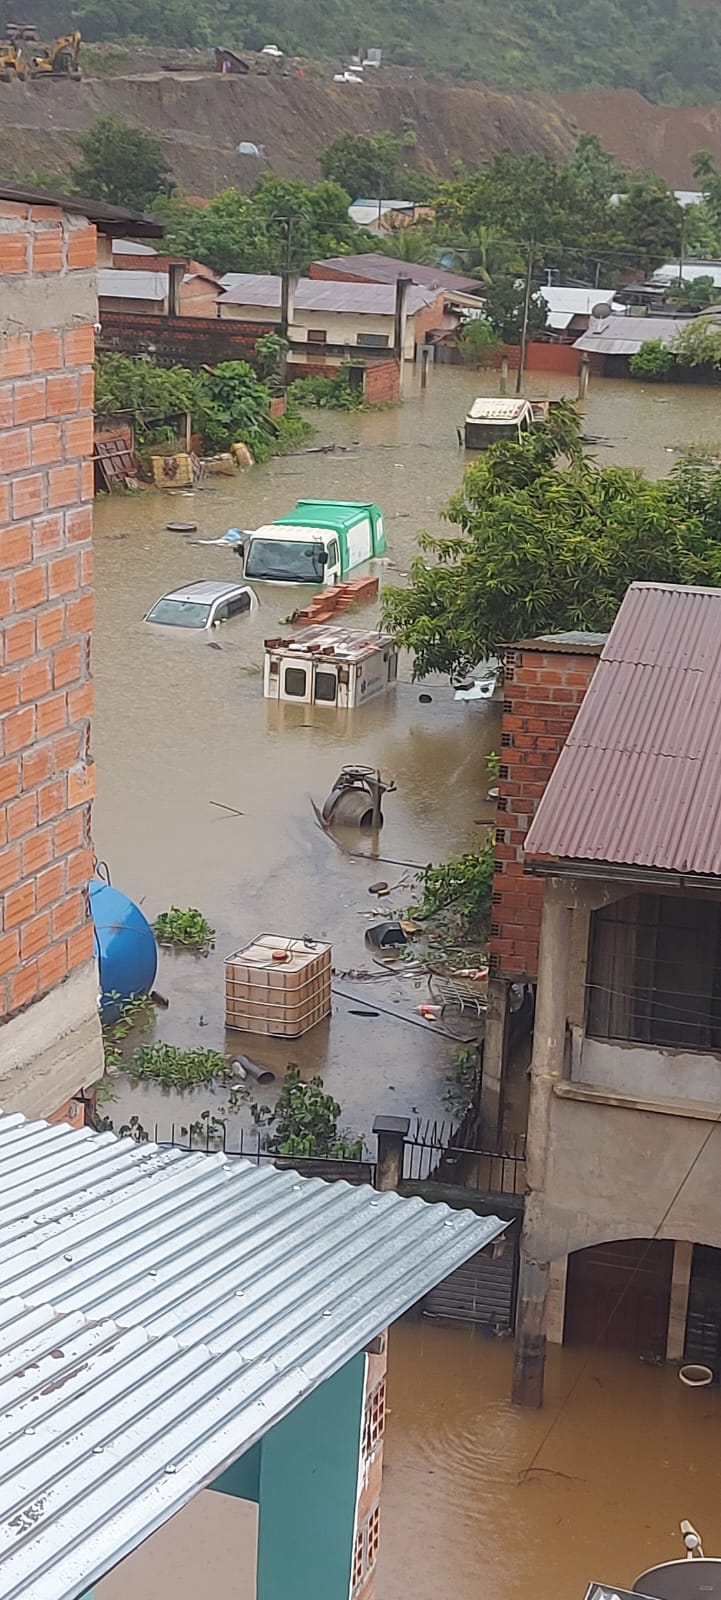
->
[524,581,721,878]
[0,1112,506,1600]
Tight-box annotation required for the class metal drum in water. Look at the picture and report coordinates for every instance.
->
[89,878,158,1023]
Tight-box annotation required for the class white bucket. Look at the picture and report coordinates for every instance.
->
[678,1363,714,1387]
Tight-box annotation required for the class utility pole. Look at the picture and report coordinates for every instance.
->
[679,209,687,286]
[515,234,535,397]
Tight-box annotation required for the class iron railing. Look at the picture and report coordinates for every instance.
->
[402,1117,526,1195]
[155,1123,375,1186]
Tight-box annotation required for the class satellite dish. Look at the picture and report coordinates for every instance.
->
[591,301,613,319]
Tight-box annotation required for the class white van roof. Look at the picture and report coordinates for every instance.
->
[466,397,533,422]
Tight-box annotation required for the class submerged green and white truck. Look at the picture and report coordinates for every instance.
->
[240,499,386,584]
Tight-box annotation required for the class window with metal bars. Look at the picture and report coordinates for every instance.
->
[362,1378,386,1456]
[587,893,721,1051]
[352,1527,364,1592]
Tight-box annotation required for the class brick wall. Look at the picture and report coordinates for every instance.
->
[361,359,400,404]
[99,310,274,368]
[489,642,602,982]
[352,1337,387,1600]
[1,196,102,1111]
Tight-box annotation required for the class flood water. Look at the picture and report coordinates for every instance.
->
[92,366,721,1600]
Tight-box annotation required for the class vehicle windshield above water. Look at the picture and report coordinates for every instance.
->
[146,598,212,628]
[245,539,326,582]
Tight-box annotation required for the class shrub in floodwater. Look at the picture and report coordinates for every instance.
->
[126,1042,234,1089]
[153,906,215,954]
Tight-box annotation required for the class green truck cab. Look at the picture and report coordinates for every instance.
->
[243,500,386,585]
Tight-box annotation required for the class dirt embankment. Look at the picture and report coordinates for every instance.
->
[560,89,721,187]
[0,70,578,195]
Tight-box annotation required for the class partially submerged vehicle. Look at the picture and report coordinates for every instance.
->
[144,579,257,630]
[453,658,501,703]
[463,397,535,450]
[264,625,398,708]
[242,500,386,585]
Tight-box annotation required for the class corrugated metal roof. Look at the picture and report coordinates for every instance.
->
[573,314,688,355]
[514,630,608,655]
[524,582,721,875]
[467,397,531,421]
[311,253,481,294]
[0,182,163,238]
[0,1113,506,1600]
[219,273,434,315]
[98,268,168,302]
[539,285,621,330]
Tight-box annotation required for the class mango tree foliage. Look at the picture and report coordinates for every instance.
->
[382,407,721,677]
[161,176,355,274]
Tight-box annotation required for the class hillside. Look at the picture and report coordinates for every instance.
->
[0,72,579,197]
[5,0,721,102]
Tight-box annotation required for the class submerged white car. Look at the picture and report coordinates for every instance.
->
[144,579,257,631]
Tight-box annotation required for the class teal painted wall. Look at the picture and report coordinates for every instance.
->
[211,1442,261,1502]
[257,1353,365,1600]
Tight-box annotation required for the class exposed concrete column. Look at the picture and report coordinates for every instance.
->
[512,1255,550,1407]
[666,1239,693,1361]
[479,976,508,1146]
[546,1253,568,1345]
[373,1116,409,1191]
[280,270,298,338]
[512,881,573,1406]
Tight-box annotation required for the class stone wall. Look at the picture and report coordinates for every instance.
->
[0,196,103,1114]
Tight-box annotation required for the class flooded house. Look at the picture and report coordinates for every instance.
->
[0,180,162,1125]
[508,584,721,1404]
[217,272,446,361]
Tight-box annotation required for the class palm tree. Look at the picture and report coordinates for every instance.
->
[376,226,436,264]
[471,224,523,285]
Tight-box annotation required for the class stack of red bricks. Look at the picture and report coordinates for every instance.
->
[0,198,97,1019]
[293,574,379,624]
[489,640,602,982]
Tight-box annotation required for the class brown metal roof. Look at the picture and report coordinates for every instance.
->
[511,630,608,656]
[313,253,482,296]
[0,182,164,238]
[524,582,721,876]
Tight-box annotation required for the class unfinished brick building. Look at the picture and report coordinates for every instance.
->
[481,632,605,1141]
[0,183,161,1119]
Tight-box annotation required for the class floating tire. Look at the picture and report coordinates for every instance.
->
[166,521,198,533]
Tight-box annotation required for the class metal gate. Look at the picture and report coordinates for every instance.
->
[422,1237,517,1331]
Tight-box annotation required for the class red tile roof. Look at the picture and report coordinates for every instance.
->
[524,582,721,876]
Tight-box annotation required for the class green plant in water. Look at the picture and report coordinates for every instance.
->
[252,1064,363,1159]
[410,832,495,934]
[101,991,155,1073]
[486,750,501,780]
[442,1046,480,1118]
[126,1042,234,1089]
[152,906,215,954]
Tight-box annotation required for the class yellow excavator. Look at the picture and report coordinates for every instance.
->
[0,22,36,80]
[0,23,82,81]
[28,29,82,78]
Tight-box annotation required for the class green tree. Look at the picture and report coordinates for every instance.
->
[629,339,675,380]
[458,318,502,366]
[612,179,684,275]
[376,225,436,262]
[320,131,404,199]
[70,117,175,210]
[162,177,355,275]
[381,406,721,677]
[482,276,546,344]
[672,316,721,368]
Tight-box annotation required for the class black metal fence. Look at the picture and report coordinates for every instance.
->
[402,1118,527,1195]
[155,1123,375,1186]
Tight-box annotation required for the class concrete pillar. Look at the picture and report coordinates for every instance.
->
[512,883,573,1406]
[479,977,508,1145]
[546,1253,568,1344]
[666,1239,693,1361]
[512,1254,550,1407]
[500,355,509,394]
[578,354,590,400]
[373,1116,409,1191]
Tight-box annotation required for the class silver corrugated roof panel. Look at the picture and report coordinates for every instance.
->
[573,315,688,355]
[0,1113,506,1600]
[525,581,721,875]
[219,273,434,314]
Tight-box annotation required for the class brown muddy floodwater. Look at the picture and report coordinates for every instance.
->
[93,368,721,1600]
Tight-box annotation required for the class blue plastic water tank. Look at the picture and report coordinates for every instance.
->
[89,878,158,1023]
